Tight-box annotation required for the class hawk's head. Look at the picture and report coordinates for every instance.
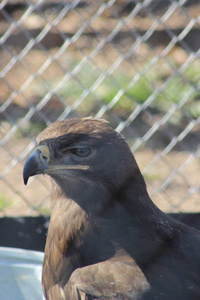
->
[23,118,145,211]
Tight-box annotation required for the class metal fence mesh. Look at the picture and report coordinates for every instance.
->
[0,0,200,217]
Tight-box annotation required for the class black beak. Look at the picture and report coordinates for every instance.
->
[23,145,50,185]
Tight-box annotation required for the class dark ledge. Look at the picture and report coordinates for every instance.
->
[0,213,200,252]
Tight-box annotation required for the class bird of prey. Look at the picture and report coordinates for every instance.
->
[23,118,200,300]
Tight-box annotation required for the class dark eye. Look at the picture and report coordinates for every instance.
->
[71,147,91,157]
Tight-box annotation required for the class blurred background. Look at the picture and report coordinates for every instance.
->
[0,0,200,237]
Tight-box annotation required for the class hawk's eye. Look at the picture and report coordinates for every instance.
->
[71,147,91,157]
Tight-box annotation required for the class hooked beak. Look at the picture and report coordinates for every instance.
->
[23,145,50,185]
[23,145,89,185]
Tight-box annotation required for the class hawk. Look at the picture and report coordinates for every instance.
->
[23,118,200,300]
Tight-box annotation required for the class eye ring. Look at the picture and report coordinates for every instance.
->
[71,147,91,158]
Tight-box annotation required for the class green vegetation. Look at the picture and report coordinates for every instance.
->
[14,120,46,140]
[143,173,160,182]
[32,58,200,125]
[24,121,46,137]
[36,206,51,215]
[0,194,12,210]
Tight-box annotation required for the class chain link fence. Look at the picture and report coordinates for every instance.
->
[0,0,200,217]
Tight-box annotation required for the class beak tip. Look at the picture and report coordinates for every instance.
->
[23,167,29,185]
[23,176,28,185]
